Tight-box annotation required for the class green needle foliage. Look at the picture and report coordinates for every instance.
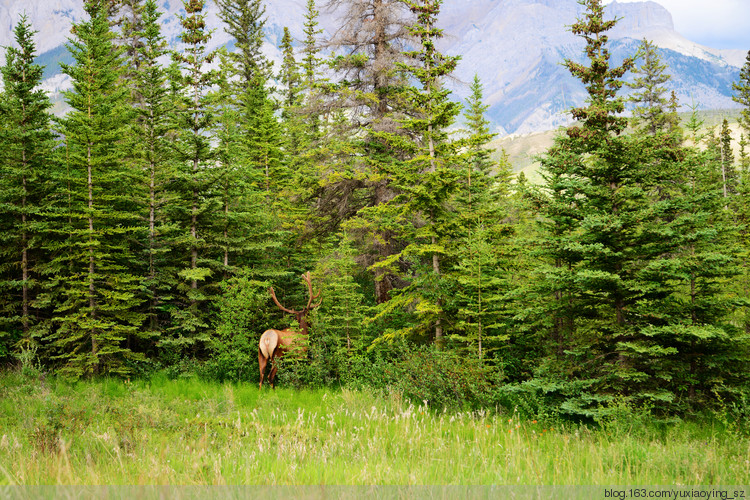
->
[49,0,146,378]
[627,38,678,136]
[733,50,750,135]
[129,0,179,343]
[369,0,462,345]
[167,0,220,353]
[0,14,56,357]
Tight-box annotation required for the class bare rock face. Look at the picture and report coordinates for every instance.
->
[0,0,742,134]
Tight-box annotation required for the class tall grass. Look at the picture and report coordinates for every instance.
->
[1,371,748,485]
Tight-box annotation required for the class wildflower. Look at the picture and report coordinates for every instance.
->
[532,420,537,424]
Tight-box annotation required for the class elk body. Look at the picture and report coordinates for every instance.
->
[258,272,321,389]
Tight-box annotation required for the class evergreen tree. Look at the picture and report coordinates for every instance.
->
[0,14,56,357]
[109,0,146,82]
[369,0,461,345]
[733,50,750,134]
[210,50,281,277]
[167,0,219,354]
[719,118,736,198]
[297,0,325,146]
[322,0,414,304]
[131,0,178,341]
[531,0,669,415]
[302,0,323,91]
[278,26,304,156]
[452,75,513,362]
[312,237,369,383]
[627,38,677,136]
[49,0,146,377]
[215,0,271,83]
[214,0,287,281]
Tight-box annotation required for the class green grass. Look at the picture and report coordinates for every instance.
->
[0,371,749,486]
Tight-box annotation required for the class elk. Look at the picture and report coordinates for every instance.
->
[258,271,322,389]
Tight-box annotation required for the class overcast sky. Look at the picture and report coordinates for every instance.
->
[605,0,750,50]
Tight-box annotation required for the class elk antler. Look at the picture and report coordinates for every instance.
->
[269,272,322,315]
[269,286,300,315]
[301,271,322,311]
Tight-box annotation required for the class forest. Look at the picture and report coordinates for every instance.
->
[1,0,750,421]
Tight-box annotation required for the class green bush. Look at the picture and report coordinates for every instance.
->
[380,344,501,412]
[204,274,272,382]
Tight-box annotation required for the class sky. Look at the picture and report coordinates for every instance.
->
[605,0,750,50]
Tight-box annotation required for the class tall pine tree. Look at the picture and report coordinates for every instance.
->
[0,14,56,357]
[49,0,146,377]
[167,0,219,354]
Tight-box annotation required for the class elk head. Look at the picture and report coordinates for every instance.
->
[258,271,322,389]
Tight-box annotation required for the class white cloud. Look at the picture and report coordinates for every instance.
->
[605,0,750,50]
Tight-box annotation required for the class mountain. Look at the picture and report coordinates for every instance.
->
[0,0,744,135]
[440,0,743,134]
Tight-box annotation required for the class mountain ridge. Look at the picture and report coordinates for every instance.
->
[0,0,743,134]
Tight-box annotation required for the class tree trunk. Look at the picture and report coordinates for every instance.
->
[88,140,98,374]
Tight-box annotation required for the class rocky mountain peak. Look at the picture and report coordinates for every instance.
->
[0,0,742,134]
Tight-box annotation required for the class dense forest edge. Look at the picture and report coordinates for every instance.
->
[1,0,750,427]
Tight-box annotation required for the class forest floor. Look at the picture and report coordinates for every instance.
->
[0,370,748,496]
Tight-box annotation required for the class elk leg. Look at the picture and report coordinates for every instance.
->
[258,349,267,390]
[269,362,279,390]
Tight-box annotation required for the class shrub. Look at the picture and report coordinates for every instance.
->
[205,274,272,382]
[381,344,501,412]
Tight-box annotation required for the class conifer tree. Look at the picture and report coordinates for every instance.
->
[0,14,56,355]
[215,0,271,83]
[109,0,146,82]
[532,0,671,414]
[298,0,325,144]
[302,0,323,91]
[719,118,736,198]
[278,27,304,156]
[733,50,750,134]
[214,0,286,280]
[369,0,461,345]
[210,50,281,278]
[313,238,369,382]
[452,75,513,361]
[168,0,219,352]
[131,0,178,339]
[49,0,145,377]
[627,38,676,136]
[323,0,414,304]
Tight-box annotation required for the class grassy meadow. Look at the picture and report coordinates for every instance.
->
[1,370,749,489]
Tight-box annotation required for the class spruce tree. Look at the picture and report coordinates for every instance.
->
[0,14,56,356]
[733,50,750,134]
[719,118,736,198]
[49,0,146,377]
[532,0,672,415]
[168,0,219,353]
[278,26,304,156]
[215,0,271,83]
[627,38,676,136]
[131,0,178,340]
[452,75,513,362]
[323,0,414,304]
[214,0,286,281]
[369,0,461,345]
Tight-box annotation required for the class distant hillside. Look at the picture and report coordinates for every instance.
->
[492,109,744,184]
